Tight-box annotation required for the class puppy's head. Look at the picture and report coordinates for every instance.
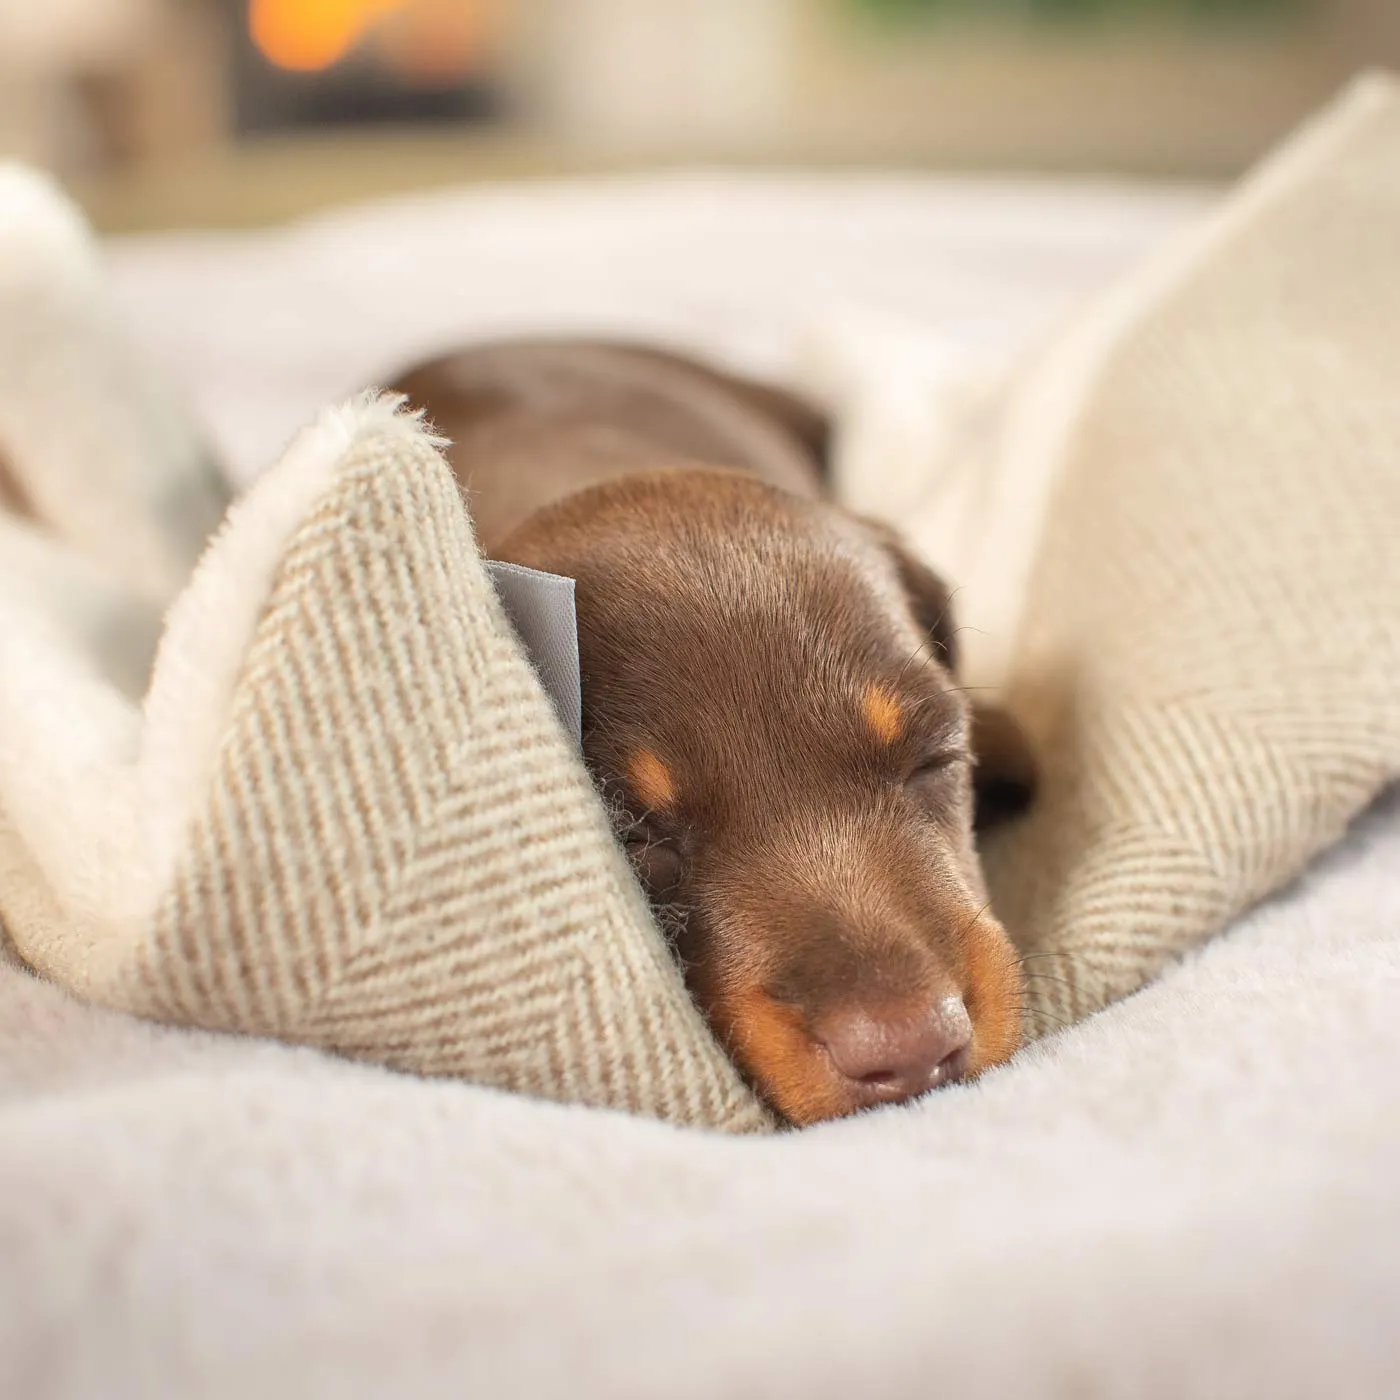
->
[498,470,1033,1125]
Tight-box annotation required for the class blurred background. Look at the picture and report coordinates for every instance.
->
[1,0,1396,230]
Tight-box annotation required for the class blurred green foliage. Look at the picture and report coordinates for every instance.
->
[850,0,1304,28]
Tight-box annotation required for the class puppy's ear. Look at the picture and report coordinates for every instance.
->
[859,515,1037,828]
[969,701,1036,830]
[857,516,961,670]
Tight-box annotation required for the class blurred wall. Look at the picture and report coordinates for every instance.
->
[5,0,1400,229]
[508,0,795,148]
[506,0,1400,175]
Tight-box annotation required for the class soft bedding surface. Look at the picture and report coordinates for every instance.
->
[6,96,1400,1398]
[5,791,1399,1398]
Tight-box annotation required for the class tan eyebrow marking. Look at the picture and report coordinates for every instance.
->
[862,684,906,746]
[628,748,678,811]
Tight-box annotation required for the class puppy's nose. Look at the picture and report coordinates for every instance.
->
[817,997,972,1103]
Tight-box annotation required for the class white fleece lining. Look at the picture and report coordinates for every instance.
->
[0,392,436,932]
[0,163,218,601]
[0,164,99,295]
[0,598,147,915]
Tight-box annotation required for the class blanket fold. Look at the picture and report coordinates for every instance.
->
[0,170,766,1132]
[972,72,1400,1029]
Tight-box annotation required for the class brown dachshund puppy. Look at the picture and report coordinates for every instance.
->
[391,342,1034,1126]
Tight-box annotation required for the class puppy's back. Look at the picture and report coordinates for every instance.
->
[390,341,828,555]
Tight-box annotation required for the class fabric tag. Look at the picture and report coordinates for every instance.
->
[485,560,582,748]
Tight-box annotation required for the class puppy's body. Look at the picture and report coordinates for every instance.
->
[392,342,826,554]
[391,341,1033,1125]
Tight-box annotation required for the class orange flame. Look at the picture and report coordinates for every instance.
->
[249,0,401,72]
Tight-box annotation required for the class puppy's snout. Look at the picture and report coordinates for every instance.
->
[816,996,972,1105]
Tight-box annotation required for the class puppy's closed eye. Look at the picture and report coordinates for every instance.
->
[904,747,969,780]
[903,750,974,824]
[902,747,968,792]
[623,831,684,900]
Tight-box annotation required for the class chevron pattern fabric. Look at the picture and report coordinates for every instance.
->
[134,423,770,1131]
[982,78,1400,1036]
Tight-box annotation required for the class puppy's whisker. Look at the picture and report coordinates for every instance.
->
[1027,1011,1077,1032]
[923,583,965,663]
[1019,972,1076,990]
[957,900,993,946]
[898,644,951,689]
[892,600,975,690]
[894,640,939,692]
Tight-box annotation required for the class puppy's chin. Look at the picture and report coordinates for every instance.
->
[705,920,1025,1127]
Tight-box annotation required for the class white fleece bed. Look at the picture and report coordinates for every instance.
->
[6,173,1400,1399]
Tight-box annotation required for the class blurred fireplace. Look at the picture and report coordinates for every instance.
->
[232,0,505,133]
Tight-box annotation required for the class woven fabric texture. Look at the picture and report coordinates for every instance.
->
[982,77,1400,1033]
[143,424,769,1129]
[0,404,769,1132]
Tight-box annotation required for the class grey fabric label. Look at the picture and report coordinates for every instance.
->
[485,560,582,748]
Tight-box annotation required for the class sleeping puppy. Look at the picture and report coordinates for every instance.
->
[391,342,1035,1126]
